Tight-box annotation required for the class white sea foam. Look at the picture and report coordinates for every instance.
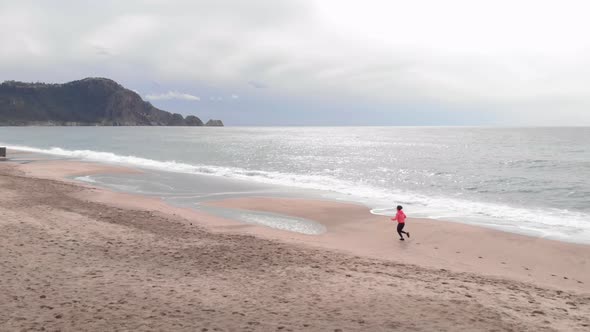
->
[235,212,326,235]
[74,175,96,183]
[6,143,590,243]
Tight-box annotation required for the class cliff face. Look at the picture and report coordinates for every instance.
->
[0,78,218,126]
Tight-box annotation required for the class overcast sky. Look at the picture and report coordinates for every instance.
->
[1,0,590,125]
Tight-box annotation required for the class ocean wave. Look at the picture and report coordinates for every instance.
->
[6,143,590,243]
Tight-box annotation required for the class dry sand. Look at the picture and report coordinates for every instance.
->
[1,157,590,331]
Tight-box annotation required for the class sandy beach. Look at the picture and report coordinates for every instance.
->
[1,155,590,331]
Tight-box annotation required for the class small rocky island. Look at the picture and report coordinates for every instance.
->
[0,78,223,126]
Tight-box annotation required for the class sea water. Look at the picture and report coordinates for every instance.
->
[1,126,589,243]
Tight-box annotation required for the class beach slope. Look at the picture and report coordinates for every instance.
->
[1,161,589,331]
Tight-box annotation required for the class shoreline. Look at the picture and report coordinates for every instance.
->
[8,152,590,292]
[6,146,588,244]
[2,153,590,330]
[3,140,587,245]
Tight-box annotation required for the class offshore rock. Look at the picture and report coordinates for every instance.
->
[205,119,224,127]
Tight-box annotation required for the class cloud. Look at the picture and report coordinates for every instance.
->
[145,91,200,101]
[248,81,267,89]
[93,45,113,56]
[2,0,590,124]
[231,94,239,99]
[86,14,159,56]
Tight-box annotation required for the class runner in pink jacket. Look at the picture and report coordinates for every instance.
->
[391,205,410,241]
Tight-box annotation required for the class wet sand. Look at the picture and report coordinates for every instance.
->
[1,157,589,331]
[206,197,590,293]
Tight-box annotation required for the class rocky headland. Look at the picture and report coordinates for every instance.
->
[0,78,222,126]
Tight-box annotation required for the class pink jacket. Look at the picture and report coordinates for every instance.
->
[391,210,406,223]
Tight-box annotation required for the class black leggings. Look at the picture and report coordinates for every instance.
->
[397,223,408,238]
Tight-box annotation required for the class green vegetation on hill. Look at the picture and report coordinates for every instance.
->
[0,78,222,126]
